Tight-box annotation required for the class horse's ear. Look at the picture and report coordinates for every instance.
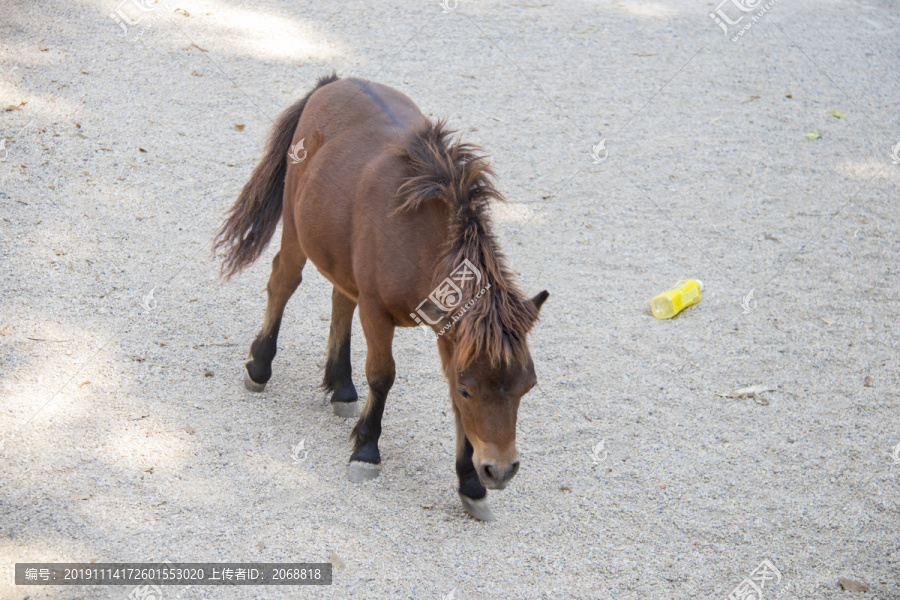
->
[531,290,549,313]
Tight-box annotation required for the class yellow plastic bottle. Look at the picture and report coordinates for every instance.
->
[651,279,703,319]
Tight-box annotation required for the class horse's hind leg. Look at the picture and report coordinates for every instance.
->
[347,300,395,483]
[244,242,307,391]
[455,406,494,521]
[322,287,359,415]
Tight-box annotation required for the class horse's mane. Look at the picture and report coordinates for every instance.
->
[395,120,538,369]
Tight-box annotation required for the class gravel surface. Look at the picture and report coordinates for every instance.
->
[1,0,899,599]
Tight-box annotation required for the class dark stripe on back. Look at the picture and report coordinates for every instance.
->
[351,79,406,128]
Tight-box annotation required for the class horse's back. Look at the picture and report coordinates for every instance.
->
[292,77,425,146]
[285,78,441,310]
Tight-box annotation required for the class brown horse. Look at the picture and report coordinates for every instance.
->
[214,74,548,521]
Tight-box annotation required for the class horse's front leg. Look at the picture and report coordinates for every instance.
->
[454,404,495,521]
[348,300,395,483]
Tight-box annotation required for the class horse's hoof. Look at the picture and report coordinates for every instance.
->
[348,461,380,483]
[243,369,267,392]
[332,401,360,418]
[459,493,496,521]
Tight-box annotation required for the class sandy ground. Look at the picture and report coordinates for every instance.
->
[1,0,899,598]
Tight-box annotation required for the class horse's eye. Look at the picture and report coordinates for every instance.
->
[458,388,471,399]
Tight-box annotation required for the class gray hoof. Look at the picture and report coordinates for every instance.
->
[459,493,496,521]
[243,370,267,392]
[348,461,380,483]
[332,401,360,418]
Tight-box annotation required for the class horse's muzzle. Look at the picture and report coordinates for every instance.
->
[477,459,520,489]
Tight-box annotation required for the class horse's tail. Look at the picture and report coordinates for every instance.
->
[213,72,340,280]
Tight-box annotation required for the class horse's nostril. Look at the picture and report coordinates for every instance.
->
[483,463,496,481]
[510,460,520,476]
